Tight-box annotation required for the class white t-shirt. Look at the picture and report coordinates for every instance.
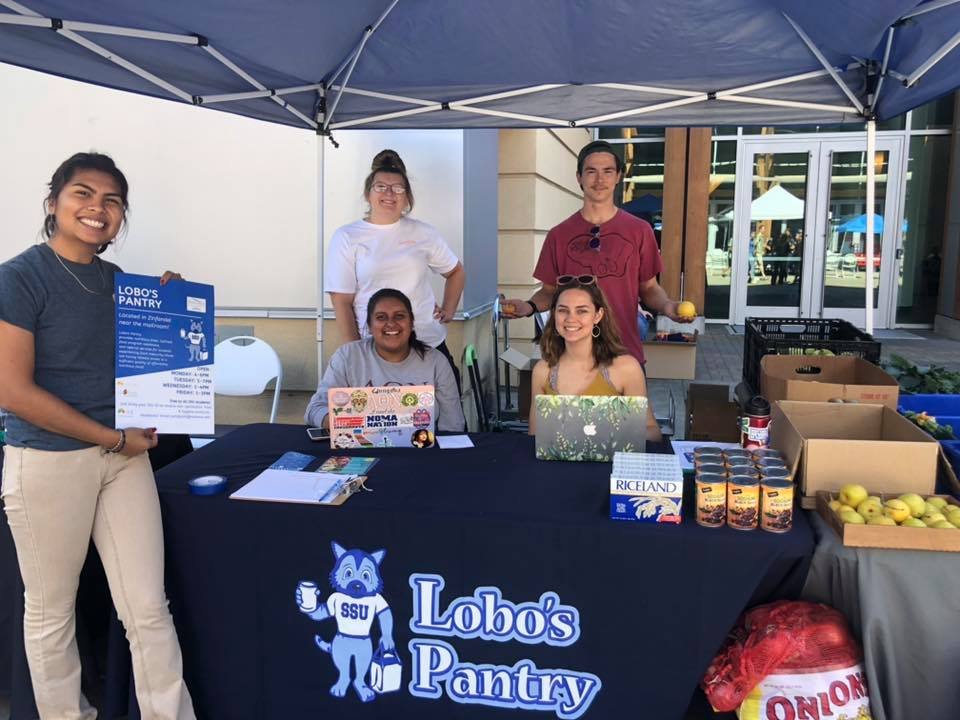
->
[325,216,459,347]
[326,592,389,637]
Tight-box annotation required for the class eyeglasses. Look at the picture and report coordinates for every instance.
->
[371,182,407,195]
[588,225,601,251]
[557,274,597,286]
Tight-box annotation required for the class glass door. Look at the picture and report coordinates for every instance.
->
[731,136,905,329]
[809,139,904,327]
[731,140,821,324]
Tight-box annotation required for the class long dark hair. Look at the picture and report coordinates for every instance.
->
[539,282,627,367]
[363,149,414,214]
[43,152,130,254]
[366,288,428,359]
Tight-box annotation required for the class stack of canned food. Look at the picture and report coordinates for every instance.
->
[693,446,793,532]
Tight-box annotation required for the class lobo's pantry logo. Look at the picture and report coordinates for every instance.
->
[407,573,601,718]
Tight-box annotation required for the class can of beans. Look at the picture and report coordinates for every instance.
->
[695,473,727,528]
[725,457,756,471]
[696,462,727,477]
[727,476,760,530]
[722,448,752,460]
[752,448,783,462]
[756,458,787,473]
[694,446,725,458]
[759,466,791,481]
[761,479,794,533]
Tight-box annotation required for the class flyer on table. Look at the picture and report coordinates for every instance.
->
[115,273,215,434]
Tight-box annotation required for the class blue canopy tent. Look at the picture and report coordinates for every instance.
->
[2,0,959,337]
[837,213,909,234]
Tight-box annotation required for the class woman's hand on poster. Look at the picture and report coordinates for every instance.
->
[160,271,183,285]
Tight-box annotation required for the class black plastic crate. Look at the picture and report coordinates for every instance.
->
[742,318,882,393]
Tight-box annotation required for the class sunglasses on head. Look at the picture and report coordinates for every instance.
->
[557,274,597,286]
[588,225,601,251]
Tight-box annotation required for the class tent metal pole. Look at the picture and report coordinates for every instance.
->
[449,105,569,126]
[326,0,400,87]
[873,27,896,110]
[865,119,876,335]
[316,131,325,379]
[202,84,324,104]
[577,94,708,125]
[905,29,960,87]
[452,84,568,105]
[0,13,198,43]
[203,45,317,128]
[330,105,442,130]
[329,84,437,106]
[718,95,858,114]
[783,13,864,115]
[901,0,960,20]
[591,83,703,98]
[324,0,400,130]
[0,0,192,101]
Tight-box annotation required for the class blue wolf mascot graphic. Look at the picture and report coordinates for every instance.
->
[296,542,395,702]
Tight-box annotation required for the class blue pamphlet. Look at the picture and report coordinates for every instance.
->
[114,273,215,434]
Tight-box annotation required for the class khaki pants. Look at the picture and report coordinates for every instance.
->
[2,445,195,720]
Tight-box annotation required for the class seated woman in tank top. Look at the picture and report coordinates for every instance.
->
[528,276,662,441]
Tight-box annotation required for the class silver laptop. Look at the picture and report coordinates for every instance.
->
[535,395,648,461]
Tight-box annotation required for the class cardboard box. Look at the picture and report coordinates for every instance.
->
[609,452,683,523]
[760,356,899,410]
[643,333,697,380]
[686,383,741,442]
[499,345,540,420]
[816,491,960,552]
[771,401,940,508]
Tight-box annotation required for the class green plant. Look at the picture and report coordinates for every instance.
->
[883,354,960,394]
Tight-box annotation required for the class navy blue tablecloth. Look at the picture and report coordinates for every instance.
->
[148,424,814,720]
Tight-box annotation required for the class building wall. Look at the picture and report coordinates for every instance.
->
[937,93,960,335]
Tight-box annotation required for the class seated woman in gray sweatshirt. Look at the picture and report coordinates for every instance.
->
[305,288,466,432]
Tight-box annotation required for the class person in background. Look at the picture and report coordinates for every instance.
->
[500,140,688,368]
[325,149,465,387]
[305,288,465,432]
[527,277,660,441]
[770,231,792,286]
[754,230,767,281]
[0,152,196,720]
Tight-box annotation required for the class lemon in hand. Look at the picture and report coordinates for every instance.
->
[677,300,697,321]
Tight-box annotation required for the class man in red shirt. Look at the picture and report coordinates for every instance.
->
[502,140,686,365]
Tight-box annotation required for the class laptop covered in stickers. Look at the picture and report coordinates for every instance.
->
[534,394,647,461]
[327,385,437,449]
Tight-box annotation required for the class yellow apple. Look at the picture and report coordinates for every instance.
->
[902,518,927,528]
[922,512,947,526]
[923,501,943,516]
[857,501,884,522]
[925,497,948,510]
[838,484,869,509]
[839,510,866,524]
[946,509,960,524]
[883,499,911,524]
[677,300,696,321]
[898,493,926,518]
[866,495,883,505]
[828,499,844,512]
[837,504,857,515]
[930,520,958,529]
[867,516,897,526]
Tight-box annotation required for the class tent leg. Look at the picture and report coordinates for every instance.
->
[316,133,325,381]
[865,119,876,335]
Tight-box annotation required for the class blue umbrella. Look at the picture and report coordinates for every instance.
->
[836,214,908,233]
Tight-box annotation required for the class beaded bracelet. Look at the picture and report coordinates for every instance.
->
[106,429,126,454]
[526,300,538,317]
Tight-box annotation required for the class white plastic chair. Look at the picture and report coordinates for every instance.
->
[214,336,283,423]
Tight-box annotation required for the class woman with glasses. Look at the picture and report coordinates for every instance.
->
[527,276,661,441]
[325,149,465,383]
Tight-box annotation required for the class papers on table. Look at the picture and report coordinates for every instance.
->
[436,435,474,449]
[670,440,741,472]
[230,469,353,505]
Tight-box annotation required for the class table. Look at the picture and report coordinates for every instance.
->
[147,424,813,720]
[802,512,960,720]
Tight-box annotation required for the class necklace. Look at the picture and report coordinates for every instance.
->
[47,243,108,295]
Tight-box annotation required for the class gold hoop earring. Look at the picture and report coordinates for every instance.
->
[592,324,601,338]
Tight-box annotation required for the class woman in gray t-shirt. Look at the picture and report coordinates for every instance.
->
[305,288,466,433]
[0,153,196,718]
